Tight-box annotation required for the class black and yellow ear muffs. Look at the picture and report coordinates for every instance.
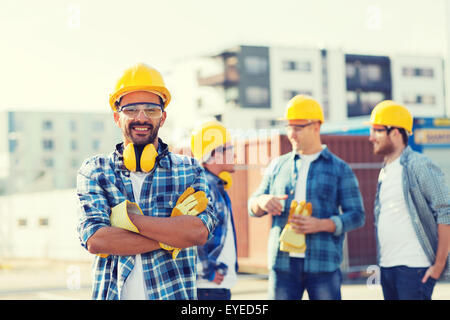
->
[123,143,158,172]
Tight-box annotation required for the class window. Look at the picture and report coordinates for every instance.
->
[245,86,269,105]
[70,120,77,132]
[42,139,54,151]
[92,139,100,151]
[404,94,436,105]
[402,67,434,78]
[255,119,278,129]
[283,90,312,101]
[38,218,49,227]
[346,91,358,105]
[93,121,104,131]
[17,218,27,227]
[282,60,311,72]
[42,120,53,131]
[347,91,387,117]
[283,61,297,71]
[196,98,203,109]
[364,64,382,81]
[71,139,77,151]
[346,64,357,79]
[244,56,268,74]
[43,158,54,168]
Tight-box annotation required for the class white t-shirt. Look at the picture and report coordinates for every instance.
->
[290,150,321,258]
[121,171,149,300]
[197,209,237,289]
[377,157,430,268]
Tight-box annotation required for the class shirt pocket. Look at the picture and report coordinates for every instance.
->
[153,193,179,217]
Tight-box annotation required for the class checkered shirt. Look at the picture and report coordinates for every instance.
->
[248,147,365,273]
[77,140,218,299]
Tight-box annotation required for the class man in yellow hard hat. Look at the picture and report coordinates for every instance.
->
[76,63,218,300]
[248,95,365,300]
[191,121,238,300]
[368,100,450,300]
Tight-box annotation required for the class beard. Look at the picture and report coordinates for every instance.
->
[124,119,161,146]
[373,138,395,155]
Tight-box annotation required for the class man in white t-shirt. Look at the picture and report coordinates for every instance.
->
[191,121,238,300]
[368,100,450,300]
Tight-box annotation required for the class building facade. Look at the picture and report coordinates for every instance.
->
[0,111,122,194]
[165,45,447,147]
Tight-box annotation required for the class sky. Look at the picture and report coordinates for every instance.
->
[0,0,448,113]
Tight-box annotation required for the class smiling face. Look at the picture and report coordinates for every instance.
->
[113,91,166,146]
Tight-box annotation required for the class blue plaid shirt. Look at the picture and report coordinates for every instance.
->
[374,146,450,280]
[197,170,238,281]
[77,139,218,300]
[248,147,365,273]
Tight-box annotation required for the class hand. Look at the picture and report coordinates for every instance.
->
[290,215,324,234]
[160,187,209,259]
[257,194,288,216]
[110,200,143,233]
[213,272,225,285]
[422,265,443,283]
[171,187,208,217]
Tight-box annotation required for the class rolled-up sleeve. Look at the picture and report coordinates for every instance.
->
[76,159,111,250]
[334,163,365,236]
[247,159,277,217]
[190,162,219,240]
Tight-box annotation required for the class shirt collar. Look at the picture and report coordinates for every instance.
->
[205,169,226,188]
[290,144,330,161]
[399,145,413,166]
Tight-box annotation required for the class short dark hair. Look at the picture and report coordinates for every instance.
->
[387,127,408,146]
[398,128,409,146]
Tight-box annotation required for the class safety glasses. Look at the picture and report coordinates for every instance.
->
[286,121,317,132]
[370,126,394,135]
[118,103,163,119]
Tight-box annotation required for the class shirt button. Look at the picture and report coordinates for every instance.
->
[169,201,173,206]
[290,190,294,195]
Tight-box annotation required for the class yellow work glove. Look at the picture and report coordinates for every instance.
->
[159,187,209,259]
[279,200,312,254]
[97,200,143,258]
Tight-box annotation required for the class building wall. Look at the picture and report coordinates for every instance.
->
[391,55,446,117]
[0,189,92,261]
[167,44,447,147]
[5,111,122,194]
[326,49,348,123]
[269,46,324,121]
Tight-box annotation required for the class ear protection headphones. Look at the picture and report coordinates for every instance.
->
[123,143,158,172]
[218,171,232,190]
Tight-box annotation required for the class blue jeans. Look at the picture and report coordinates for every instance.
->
[268,258,342,300]
[380,266,436,300]
[197,288,231,300]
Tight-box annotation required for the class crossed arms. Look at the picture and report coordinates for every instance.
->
[86,215,208,256]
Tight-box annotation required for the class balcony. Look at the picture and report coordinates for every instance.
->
[197,65,240,87]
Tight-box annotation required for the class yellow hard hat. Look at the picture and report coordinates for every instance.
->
[368,100,413,134]
[279,95,324,123]
[109,63,171,111]
[191,121,231,161]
